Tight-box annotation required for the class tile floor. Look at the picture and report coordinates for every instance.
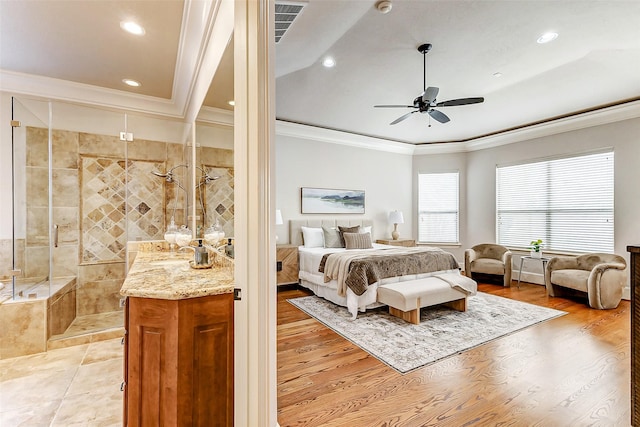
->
[0,338,124,426]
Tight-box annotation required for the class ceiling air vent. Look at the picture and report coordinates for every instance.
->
[275,2,305,44]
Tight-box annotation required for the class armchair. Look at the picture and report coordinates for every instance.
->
[545,253,627,309]
[464,244,513,287]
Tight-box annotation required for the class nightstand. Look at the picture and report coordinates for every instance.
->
[376,238,416,247]
[276,244,299,285]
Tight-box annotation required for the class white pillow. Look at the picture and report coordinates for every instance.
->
[301,226,324,248]
[360,225,372,235]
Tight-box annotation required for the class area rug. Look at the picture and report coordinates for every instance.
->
[288,292,566,374]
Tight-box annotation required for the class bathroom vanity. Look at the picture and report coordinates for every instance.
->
[120,248,234,426]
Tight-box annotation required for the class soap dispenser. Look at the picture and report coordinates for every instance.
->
[225,238,234,259]
[194,239,209,266]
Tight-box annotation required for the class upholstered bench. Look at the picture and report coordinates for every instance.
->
[377,274,477,324]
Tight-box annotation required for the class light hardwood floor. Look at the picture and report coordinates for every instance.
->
[277,281,631,426]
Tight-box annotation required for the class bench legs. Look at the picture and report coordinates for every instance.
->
[388,297,468,325]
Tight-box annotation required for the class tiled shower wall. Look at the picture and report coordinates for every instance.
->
[10,127,233,318]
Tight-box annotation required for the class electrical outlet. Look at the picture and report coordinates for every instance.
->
[119,298,126,308]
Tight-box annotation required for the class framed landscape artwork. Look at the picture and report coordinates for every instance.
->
[301,187,365,214]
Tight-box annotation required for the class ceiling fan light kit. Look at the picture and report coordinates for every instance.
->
[374,43,484,126]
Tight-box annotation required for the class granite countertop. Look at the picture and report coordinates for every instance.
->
[120,249,234,300]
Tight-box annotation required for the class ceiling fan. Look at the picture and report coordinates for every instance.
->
[374,43,484,125]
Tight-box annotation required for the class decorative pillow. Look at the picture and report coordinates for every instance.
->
[343,232,373,250]
[338,225,360,247]
[322,226,343,248]
[360,225,372,235]
[301,226,324,248]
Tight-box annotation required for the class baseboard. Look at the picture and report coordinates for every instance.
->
[516,271,545,285]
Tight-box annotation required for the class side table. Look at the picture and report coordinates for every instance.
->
[517,255,551,288]
[276,244,299,286]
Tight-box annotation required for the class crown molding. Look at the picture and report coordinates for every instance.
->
[274,100,640,156]
[0,69,180,117]
[275,120,415,155]
[176,0,233,123]
[197,106,234,126]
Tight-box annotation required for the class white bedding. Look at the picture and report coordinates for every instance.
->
[298,244,461,318]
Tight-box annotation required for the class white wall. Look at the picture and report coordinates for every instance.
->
[414,117,640,288]
[465,118,640,259]
[275,134,413,244]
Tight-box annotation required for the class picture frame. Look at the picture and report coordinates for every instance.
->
[301,187,365,214]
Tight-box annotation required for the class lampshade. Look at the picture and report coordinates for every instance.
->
[275,209,283,225]
[388,210,404,224]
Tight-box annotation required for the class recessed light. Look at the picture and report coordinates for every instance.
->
[322,57,336,68]
[228,100,235,106]
[120,21,145,36]
[537,32,558,44]
[122,79,141,87]
[493,72,503,78]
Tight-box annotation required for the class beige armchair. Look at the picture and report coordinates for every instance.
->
[464,244,513,287]
[545,253,627,309]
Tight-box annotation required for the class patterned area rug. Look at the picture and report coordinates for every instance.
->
[288,292,566,373]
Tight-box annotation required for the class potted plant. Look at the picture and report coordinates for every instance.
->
[530,239,543,258]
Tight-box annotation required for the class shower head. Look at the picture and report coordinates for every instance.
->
[203,174,220,183]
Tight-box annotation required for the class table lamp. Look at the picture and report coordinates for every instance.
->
[275,209,283,242]
[388,210,404,240]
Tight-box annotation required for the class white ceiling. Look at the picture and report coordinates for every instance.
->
[1,0,639,146]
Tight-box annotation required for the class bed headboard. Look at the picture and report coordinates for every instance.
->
[289,219,374,247]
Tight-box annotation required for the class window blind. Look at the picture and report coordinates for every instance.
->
[496,151,614,253]
[418,172,459,243]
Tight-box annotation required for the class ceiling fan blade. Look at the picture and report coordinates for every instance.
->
[390,111,417,125]
[374,104,414,108]
[422,86,439,104]
[428,109,450,123]
[436,97,484,107]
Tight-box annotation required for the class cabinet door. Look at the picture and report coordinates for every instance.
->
[277,246,299,285]
[179,294,234,426]
[122,298,128,426]
[126,295,233,427]
[127,298,180,426]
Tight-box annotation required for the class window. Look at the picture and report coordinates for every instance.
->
[496,151,614,253]
[418,172,459,243]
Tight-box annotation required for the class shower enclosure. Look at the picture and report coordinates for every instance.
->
[0,96,198,358]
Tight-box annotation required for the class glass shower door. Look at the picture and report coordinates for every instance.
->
[8,97,52,301]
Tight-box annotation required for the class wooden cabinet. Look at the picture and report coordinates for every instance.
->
[277,244,299,285]
[628,245,640,426]
[376,238,416,247]
[123,293,233,426]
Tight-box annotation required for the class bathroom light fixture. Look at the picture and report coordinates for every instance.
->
[120,20,145,36]
[388,210,404,240]
[537,32,558,44]
[322,57,336,68]
[122,79,141,87]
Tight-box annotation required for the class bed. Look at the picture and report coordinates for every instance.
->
[290,219,476,319]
